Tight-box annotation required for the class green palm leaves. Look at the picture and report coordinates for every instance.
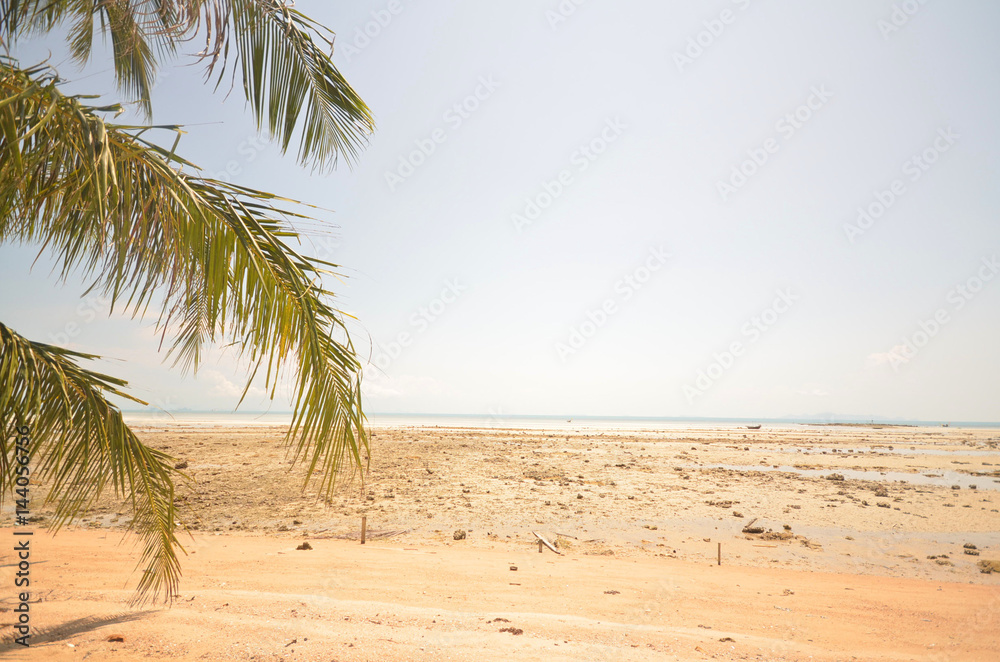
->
[230,2,373,169]
[0,325,180,600]
[0,0,374,603]
[0,0,374,169]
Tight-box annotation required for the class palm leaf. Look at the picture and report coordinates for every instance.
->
[0,59,369,601]
[0,0,374,170]
[226,1,373,169]
[0,323,183,602]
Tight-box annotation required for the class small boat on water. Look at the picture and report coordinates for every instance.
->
[747,424,761,430]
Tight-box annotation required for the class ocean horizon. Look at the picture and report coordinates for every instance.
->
[119,410,1000,430]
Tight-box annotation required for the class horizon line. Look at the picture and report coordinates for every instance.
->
[119,410,1000,427]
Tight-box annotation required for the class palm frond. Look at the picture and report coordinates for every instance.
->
[0,60,368,600]
[0,1,374,169]
[0,323,182,602]
[225,1,373,170]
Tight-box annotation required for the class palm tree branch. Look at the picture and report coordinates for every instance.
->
[1,60,368,600]
[0,322,183,604]
[0,1,374,169]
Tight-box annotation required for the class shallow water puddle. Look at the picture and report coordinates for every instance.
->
[692,464,999,490]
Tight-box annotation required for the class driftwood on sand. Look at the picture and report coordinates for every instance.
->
[532,531,562,555]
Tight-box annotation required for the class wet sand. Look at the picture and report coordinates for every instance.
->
[2,423,998,660]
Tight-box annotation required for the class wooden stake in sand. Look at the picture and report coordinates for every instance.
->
[538,540,543,553]
[717,542,721,566]
[361,516,367,545]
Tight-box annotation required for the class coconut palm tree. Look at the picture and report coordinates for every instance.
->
[0,1,374,602]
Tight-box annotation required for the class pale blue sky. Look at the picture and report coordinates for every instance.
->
[2,0,999,421]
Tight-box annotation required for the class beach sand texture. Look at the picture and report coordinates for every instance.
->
[2,423,998,660]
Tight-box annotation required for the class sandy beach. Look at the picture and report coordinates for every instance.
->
[2,423,999,660]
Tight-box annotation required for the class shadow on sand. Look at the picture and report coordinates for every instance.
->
[0,611,153,653]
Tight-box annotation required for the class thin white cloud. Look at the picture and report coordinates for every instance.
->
[203,369,243,397]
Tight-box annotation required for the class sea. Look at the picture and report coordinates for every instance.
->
[119,411,1000,431]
